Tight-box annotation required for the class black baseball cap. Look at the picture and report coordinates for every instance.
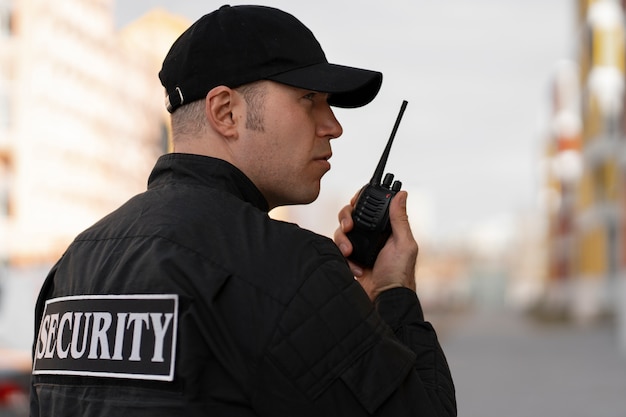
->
[159,4,383,113]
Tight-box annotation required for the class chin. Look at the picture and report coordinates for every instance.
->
[285,195,318,207]
[281,190,321,207]
[268,182,322,208]
[302,187,321,204]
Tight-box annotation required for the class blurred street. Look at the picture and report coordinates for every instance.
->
[435,309,626,417]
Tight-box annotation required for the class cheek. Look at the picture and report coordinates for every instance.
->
[255,117,315,178]
[265,133,308,170]
[249,140,293,183]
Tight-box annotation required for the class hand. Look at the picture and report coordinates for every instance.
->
[334,190,418,301]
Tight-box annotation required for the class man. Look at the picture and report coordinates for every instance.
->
[30,5,456,416]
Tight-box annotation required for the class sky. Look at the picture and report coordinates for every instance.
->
[114,0,575,243]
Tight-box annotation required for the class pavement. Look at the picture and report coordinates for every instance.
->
[433,309,626,417]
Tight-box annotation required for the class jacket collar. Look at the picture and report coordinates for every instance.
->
[148,153,270,212]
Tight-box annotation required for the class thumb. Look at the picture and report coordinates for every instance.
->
[389,191,412,238]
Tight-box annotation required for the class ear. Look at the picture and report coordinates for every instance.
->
[205,86,240,139]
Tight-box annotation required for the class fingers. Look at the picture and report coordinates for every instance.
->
[347,260,364,278]
[335,189,419,300]
[333,190,366,279]
[334,188,362,256]
[333,210,364,277]
[337,203,354,232]
[334,203,353,257]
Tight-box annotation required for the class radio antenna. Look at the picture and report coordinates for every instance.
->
[370,100,408,185]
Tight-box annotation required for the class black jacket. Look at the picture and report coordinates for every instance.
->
[31,153,456,416]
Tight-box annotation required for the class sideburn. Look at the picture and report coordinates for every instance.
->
[237,83,266,132]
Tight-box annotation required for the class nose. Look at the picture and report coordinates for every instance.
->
[317,103,343,140]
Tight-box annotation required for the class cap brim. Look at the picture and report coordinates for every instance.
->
[267,63,382,108]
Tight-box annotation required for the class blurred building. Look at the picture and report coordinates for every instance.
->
[0,0,188,350]
[543,0,626,351]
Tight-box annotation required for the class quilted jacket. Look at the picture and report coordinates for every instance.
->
[31,153,456,416]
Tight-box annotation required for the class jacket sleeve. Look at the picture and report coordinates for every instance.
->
[252,256,456,416]
[375,287,457,416]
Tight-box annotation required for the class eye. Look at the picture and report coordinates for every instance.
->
[303,92,316,101]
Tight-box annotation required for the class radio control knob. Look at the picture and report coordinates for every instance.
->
[383,173,394,188]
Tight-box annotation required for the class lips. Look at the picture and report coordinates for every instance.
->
[315,151,332,162]
[314,153,332,171]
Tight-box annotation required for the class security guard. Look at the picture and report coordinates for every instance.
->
[31,5,456,416]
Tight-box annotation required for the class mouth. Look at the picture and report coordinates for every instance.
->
[316,152,332,162]
[314,153,332,171]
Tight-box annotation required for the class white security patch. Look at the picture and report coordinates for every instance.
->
[33,294,178,381]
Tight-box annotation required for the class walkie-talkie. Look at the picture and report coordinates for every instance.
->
[347,100,408,268]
